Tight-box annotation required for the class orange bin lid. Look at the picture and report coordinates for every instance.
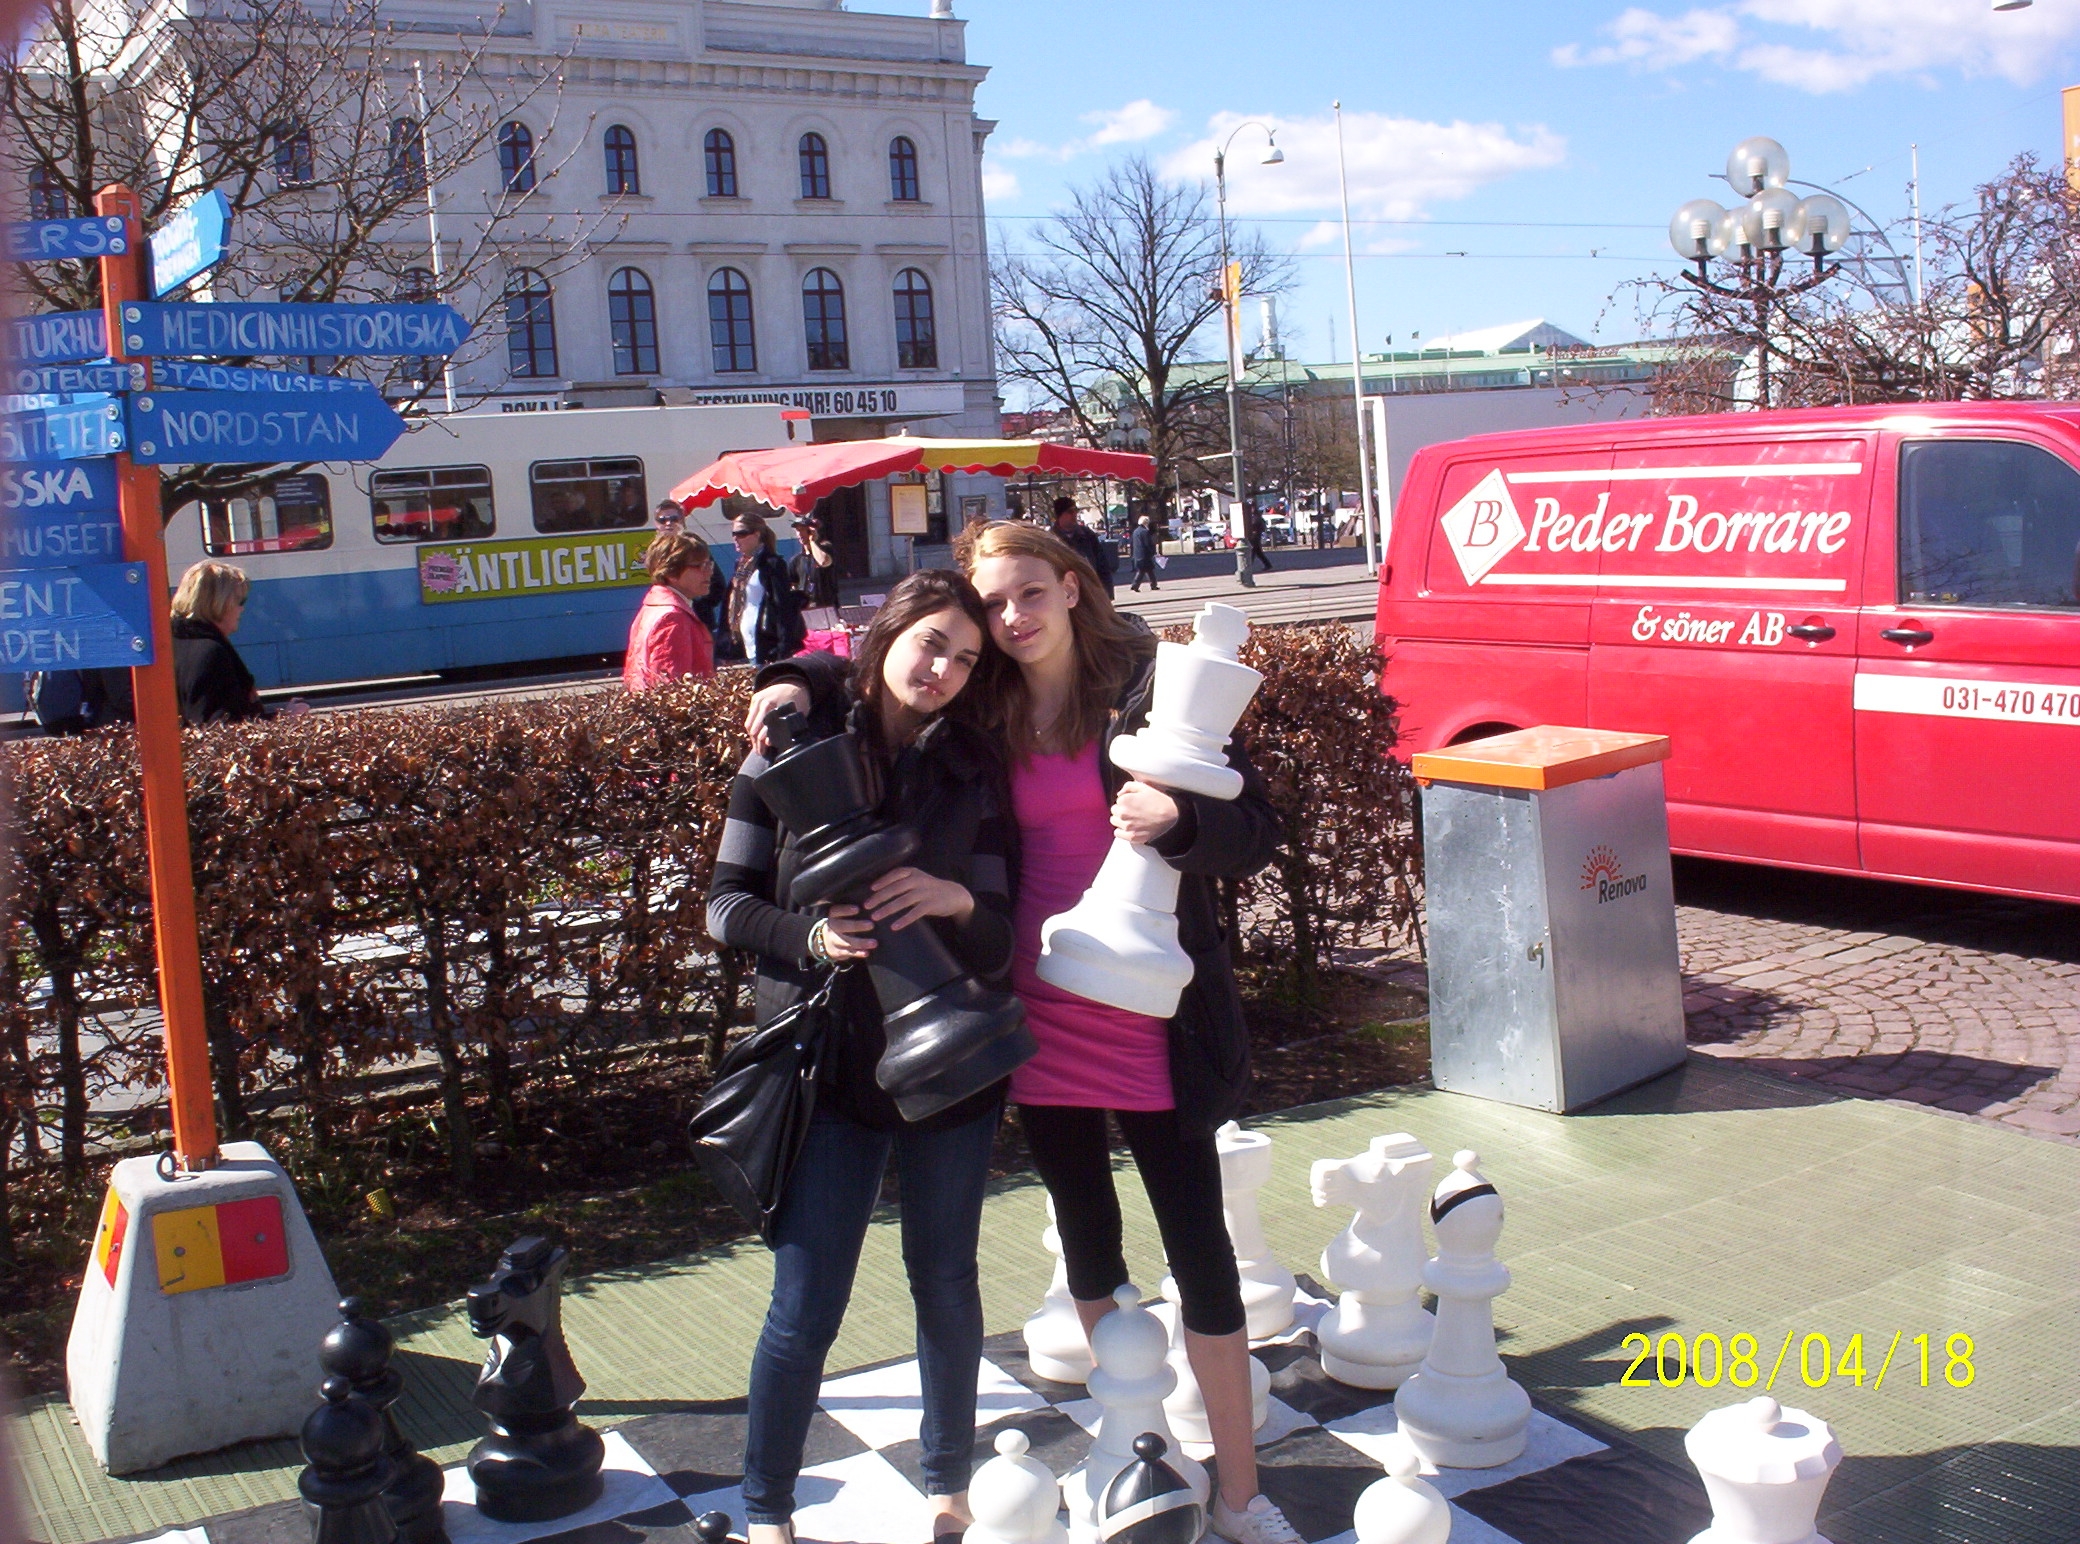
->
[1411,726,1671,791]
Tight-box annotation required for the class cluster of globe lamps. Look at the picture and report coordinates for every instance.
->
[1668,137,1852,282]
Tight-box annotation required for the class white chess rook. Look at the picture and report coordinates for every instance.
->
[1392,1151,1531,1469]
[1684,1396,1842,1544]
[1351,1449,1452,1544]
[1162,1122,1294,1342]
[1037,605,1263,1020]
[1026,1195,1095,1385]
[1311,1135,1436,1390]
[1151,1299,1268,1448]
[968,1428,1072,1544]
[1061,1286,1209,1544]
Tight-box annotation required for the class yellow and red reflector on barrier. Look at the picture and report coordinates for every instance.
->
[93,1189,129,1287]
[149,1195,290,1295]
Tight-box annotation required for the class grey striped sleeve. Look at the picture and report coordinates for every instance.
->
[717,817,775,871]
[705,889,756,946]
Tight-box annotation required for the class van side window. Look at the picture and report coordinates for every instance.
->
[201,473,333,555]
[1900,440,2080,609]
[372,465,495,543]
[530,457,647,533]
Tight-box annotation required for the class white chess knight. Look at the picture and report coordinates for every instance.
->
[1311,1135,1436,1390]
[1163,1122,1296,1341]
[1060,1286,1210,1544]
[1684,1396,1843,1544]
[1392,1151,1531,1468]
[1026,1194,1095,1384]
[968,1428,1071,1544]
[1351,1448,1452,1544]
[1036,604,1263,1019]
[1150,1298,1269,1447]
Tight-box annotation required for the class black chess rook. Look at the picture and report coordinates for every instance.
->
[465,1236,606,1523]
[1098,1434,1203,1544]
[299,1376,399,1544]
[321,1298,448,1544]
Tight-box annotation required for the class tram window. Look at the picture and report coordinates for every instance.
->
[372,465,496,543]
[201,473,333,555]
[530,457,647,533]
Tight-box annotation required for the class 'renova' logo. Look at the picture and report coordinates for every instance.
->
[1581,844,1648,903]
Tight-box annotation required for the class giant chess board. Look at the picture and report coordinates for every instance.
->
[111,1282,1714,1544]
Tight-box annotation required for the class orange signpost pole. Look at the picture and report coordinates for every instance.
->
[95,183,218,1169]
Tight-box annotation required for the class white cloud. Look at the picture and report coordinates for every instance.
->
[981,163,1021,203]
[1083,99,1176,147]
[1555,0,2080,90]
[1161,110,1566,223]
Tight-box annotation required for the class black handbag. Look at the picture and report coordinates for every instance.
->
[686,972,837,1238]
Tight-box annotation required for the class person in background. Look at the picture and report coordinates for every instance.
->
[625,532,719,691]
[1050,496,1116,599]
[660,499,733,652]
[169,560,309,726]
[654,499,688,534]
[1243,505,1274,572]
[789,514,841,615]
[729,511,807,667]
[1128,514,1161,592]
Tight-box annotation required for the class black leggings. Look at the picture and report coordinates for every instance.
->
[1018,1104,1246,1338]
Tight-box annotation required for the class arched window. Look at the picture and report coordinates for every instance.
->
[608,267,659,376]
[273,122,315,187]
[387,118,425,193]
[704,129,738,197]
[893,269,937,369]
[708,268,756,373]
[801,268,847,371]
[798,132,831,200]
[497,121,536,194]
[505,269,558,378]
[604,125,639,195]
[888,136,920,202]
[27,166,67,220]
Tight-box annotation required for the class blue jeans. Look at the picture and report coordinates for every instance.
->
[742,1106,1000,1525]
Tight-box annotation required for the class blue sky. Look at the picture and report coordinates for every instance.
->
[933,0,2080,364]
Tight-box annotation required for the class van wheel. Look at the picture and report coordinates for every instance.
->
[1448,722,1519,746]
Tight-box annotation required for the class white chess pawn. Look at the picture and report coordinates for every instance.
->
[1061,1286,1209,1544]
[1684,1396,1842,1544]
[1026,1195,1095,1385]
[1311,1135,1436,1389]
[1392,1151,1530,1468]
[1037,605,1263,1019]
[1162,1122,1295,1341]
[1352,1448,1452,1544]
[968,1428,1071,1544]
[1151,1299,1269,1447]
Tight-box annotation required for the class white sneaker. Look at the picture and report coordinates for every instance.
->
[1210,1494,1304,1544]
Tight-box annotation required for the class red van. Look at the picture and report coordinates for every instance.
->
[1376,402,2080,904]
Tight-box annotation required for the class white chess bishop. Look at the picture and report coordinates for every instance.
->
[968,1428,1072,1544]
[1061,1286,1210,1544]
[1392,1151,1531,1468]
[1351,1448,1452,1544]
[1163,1122,1295,1341]
[1684,1396,1842,1544]
[1026,1194,1095,1385]
[1037,604,1263,1019]
[1311,1135,1436,1390]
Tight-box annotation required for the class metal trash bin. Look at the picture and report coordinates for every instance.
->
[1413,726,1686,1113]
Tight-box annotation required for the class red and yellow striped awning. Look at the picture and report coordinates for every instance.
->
[670,437,1158,517]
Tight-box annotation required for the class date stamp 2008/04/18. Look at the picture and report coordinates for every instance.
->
[1616,1331,1975,1392]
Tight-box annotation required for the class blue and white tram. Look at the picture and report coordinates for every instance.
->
[160,402,798,689]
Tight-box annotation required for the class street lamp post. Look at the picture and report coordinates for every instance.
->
[1214,120,1282,588]
[1333,101,1378,575]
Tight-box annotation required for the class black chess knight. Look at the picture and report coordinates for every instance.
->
[320,1298,448,1544]
[299,1376,398,1544]
[1098,1434,1204,1544]
[753,704,1035,1119]
[465,1237,606,1522]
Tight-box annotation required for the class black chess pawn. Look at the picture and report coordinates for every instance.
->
[321,1297,449,1544]
[695,1512,739,1544]
[1098,1434,1203,1544]
[465,1237,606,1523]
[753,705,1035,1119]
[300,1376,399,1544]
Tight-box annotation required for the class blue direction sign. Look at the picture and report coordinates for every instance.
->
[0,505,125,569]
[3,215,131,262]
[1,399,124,461]
[127,389,406,464]
[119,300,469,359]
[155,359,379,395]
[150,190,231,296]
[6,359,146,396]
[0,561,152,671]
[9,309,108,364]
[1,457,119,517]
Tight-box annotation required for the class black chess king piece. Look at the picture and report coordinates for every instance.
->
[753,705,1035,1119]
[300,1376,399,1544]
[321,1298,448,1544]
[465,1237,606,1523]
[1098,1433,1203,1544]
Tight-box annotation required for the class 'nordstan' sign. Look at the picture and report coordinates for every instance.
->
[119,300,469,359]
[127,389,407,464]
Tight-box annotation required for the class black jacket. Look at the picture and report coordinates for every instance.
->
[1130,525,1158,566]
[171,617,266,726]
[1055,519,1117,586]
[731,548,806,666]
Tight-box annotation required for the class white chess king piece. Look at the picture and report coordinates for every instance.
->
[1151,1298,1269,1447]
[1312,1134,1436,1390]
[1684,1396,1842,1544]
[1162,1122,1295,1341]
[1026,1195,1095,1385]
[1036,604,1263,1019]
[1061,1286,1209,1544]
[1392,1151,1530,1468]
[968,1428,1071,1544]
[1352,1448,1452,1544]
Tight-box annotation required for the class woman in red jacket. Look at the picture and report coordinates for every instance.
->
[624,532,718,691]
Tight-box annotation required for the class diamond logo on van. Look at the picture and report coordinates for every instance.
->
[1439,468,1526,584]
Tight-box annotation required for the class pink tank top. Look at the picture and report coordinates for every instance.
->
[1008,743,1173,1110]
